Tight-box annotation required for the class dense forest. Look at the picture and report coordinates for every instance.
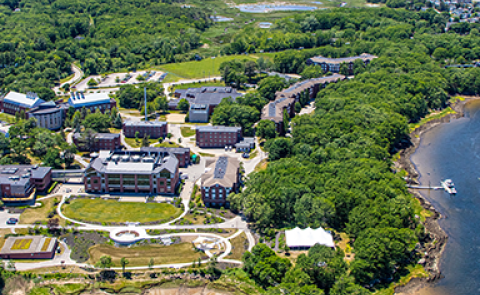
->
[223,7,480,294]
[0,0,210,96]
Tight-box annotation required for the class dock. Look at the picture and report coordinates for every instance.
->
[407,179,457,195]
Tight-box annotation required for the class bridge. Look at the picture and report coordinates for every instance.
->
[51,169,85,182]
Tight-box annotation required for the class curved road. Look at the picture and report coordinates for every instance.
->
[53,64,83,95]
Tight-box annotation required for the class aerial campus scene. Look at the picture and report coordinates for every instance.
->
[1,0,480,294]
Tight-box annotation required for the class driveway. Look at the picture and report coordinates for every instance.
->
[53,64,83,95]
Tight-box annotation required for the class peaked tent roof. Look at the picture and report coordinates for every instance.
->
[285,227,335,248]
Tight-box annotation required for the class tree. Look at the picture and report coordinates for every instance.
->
[47,218,60,231]
[142,134,150,147]
[113,114,123,129]
[76,129,98,152]
[244,61,257,81]
[96,255,113,269]
[265,137,293,161]
[155,96,169,114]
[135,131,140,141]
[44,148,62,168]
[87,78,98,87]
[330,275,369,295]
[295,101,302,113]
[84,112,111,132]
[256,120,276,139]
[283,109,289,134]
[222,65,231,86]
[178,98,190,113]
[120,257,129,274]
[0,133,10,154]
[243,244,292,288]
[149,258,154,270]
[33,131,58,156]
[257,76,287,101]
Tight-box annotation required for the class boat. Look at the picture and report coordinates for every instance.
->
[441,179,457,194]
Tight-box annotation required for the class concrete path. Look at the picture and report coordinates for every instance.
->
[53,64,83,95]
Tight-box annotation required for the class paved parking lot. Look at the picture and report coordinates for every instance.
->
[74,70,164,91]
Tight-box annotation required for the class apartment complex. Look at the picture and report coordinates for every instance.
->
[306,53,377,75]
[0,91,45,115]
[201,156,240,207]
[73,133,121,152]
[261,74,345,133]
[0,165,52,202]
[123,121,168,139]
[195,126,242,148]
[169,87,243,123]
[140,147,191,167]
[84,149,180,194]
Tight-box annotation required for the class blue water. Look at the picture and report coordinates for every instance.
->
[236,4,317,13]
[411,100,480,295]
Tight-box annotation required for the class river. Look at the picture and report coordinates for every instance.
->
[411,99,480,295]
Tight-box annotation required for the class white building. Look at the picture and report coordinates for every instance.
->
[285,227,335,249]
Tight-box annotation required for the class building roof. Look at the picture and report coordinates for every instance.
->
[261,97,295,123]
[123,120,167,127]
[169,87,243,108]
[285,227,335,248]
[2,91,45,109]
[73,133,120,140]
[89,150,178,175]
[29,102,63,115]
[276,74,345,98]
[0,165,51,187]
[140,147,190,154]
[201,156,239,187]
[0,236,57,255]
[67,92,112,108]
[196,126,241,133]
[308,53,378,65]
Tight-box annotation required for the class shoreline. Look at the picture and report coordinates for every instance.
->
[393,96,480,294]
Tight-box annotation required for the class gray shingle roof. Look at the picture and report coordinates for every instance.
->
[196,126,241,133]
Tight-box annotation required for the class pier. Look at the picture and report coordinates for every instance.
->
[407,179,457,194]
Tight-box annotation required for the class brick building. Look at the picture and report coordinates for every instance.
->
[140,147,191,167]
[73,133,121,152]
[201,156,240,208]
[195,126,242,148]
[123,121,168,139]
[261,74,345,133]
[0,91,45,115]
[306,53,378,75]
[84,149,180,194]
[0,236,58,259]
[0,165,52,203]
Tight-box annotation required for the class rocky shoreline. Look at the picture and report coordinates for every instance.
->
[393,96,480,295]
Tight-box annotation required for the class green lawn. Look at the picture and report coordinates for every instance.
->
[174,81,225,91]
[180,127,196,137]
[124,137,157,148]
[28,288,51,295]
[153,141,183,148]
[62,198,182,223]
[0,112,16,123]
[157,55,257,79]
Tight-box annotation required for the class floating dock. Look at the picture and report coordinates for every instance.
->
[407,179,456,195]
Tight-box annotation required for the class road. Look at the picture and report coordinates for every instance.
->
[163,77,222,99]
[53,64,83,95]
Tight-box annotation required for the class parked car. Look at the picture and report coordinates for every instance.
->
[6,218,18,225]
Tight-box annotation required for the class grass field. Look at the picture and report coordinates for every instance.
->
[153,141,183,148]
[157,55,257,79]
[124,137,157,148]
[229,232,248,260]
[28,287,51,295]
[19,197,65,226]
[62,198,182,223]
[88,243,203,267]
[0,112,16,123]
[173,81,224,91]
[180,127,196,137]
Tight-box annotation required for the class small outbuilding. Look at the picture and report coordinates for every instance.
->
[0,236,58,259]
[285,227,335,250]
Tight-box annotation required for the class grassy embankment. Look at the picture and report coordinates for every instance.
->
[88,243,203,267]
[62,198,182,223]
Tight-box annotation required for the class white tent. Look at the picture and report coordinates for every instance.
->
[285,227,335,249]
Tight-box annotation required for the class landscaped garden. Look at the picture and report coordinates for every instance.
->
[88,243,205,267]
[19,197,64,226]
[63,231,110,263]
[62,198,182,224]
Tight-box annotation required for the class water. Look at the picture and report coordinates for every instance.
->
[235,4,317,13]
[411,100,480,295]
